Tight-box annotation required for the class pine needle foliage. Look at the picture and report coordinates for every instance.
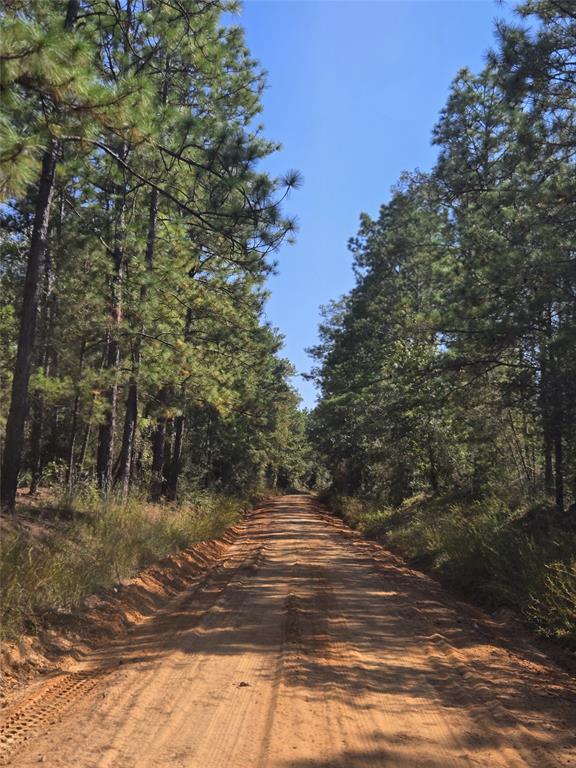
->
[0,0,311,511]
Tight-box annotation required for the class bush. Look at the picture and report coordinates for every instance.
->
[528,560,576,650]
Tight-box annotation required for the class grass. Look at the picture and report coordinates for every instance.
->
[0,489,247,641]
[323,491,576,652]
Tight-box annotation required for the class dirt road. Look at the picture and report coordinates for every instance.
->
[2,495,575,767]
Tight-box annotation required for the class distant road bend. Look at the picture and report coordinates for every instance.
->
[3,495,576,767]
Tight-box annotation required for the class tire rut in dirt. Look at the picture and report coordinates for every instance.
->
[0,534,262,767]
[0,671,103,765]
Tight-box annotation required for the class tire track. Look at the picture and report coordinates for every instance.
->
[0,672,103,765]
[0,523,261,767]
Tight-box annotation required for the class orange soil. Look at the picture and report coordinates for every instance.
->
[0,517,245,701]
[1,495,575,767]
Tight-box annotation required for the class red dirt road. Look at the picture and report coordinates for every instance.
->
[2,495,575,767]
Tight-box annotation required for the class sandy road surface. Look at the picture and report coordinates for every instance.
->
[2,495,576,767]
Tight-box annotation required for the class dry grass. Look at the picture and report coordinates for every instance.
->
[0,490,246,641]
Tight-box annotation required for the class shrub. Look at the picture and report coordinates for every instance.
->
[528,560,576,650]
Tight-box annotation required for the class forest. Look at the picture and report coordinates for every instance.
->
[309,0,576,646]
[0,0,311,513]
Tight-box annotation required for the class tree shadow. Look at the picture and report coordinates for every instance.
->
[81,499,576,761]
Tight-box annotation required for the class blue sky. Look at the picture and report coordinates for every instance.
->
[238,0,516,407]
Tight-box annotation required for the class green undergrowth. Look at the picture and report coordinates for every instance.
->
[323,491,576,653]
[0,490,247,641]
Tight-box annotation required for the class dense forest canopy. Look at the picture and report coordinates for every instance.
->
[0,0,311,510]
[309,0,576,516]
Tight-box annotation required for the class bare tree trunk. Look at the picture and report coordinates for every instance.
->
[78,422,92,476]
[554,412,564,513]
[28,398,45,495]
[96,334,120,495]
[428,442,439,494]
[116,380,138,501]
[118,184,159,497]
[65,340,86,489]
[544,430,554,496]
[0,1,79,511]
[1,146,58,510]
[162,418,174,498]
[96,156,127,496]
[150,415,167,501]
[166,415,184,501]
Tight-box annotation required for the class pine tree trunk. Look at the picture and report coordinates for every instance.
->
[542,374,554,497]
[65,403,79,490]
[540,314,555,498]
[0,0,79,511]
[96,158,127,496]
[118,184,159,498]
[203,412,214,489]
[1,145,58,510]
[64,0,80,27]
[115,373,137,495]
[145,187,158,268]
[117,381,138,500]
[29,273,49,493]
[150,416,167,501]
[30,192,62,495]
[78,422,91,476]
[546,315,564,513]
[165,306,192,502]
[65,340,86,489]
[142,184,169,502]
[129,419,140,487]
[166,415,184,501]
[96,336,120,495]
[554,430,564,513]
[29,288,49,495]
[553,403,564,513]
[46,347,61,467]
[427,441,439,494]
[544,431,554,496]
[162,419,174,498]
[28,398,45,495]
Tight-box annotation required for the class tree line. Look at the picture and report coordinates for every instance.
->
[0,0,307,511]
[310,0,576,516]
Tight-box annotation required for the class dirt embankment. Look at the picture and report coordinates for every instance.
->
[1,495,576,767]
[0,516,247,704]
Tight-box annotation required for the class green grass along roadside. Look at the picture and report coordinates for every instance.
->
[321,491,576,657]
[0,489,250,642]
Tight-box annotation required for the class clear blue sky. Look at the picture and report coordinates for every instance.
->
[238,0,516,407]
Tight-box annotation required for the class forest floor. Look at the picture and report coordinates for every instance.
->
[1,494,576,767]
